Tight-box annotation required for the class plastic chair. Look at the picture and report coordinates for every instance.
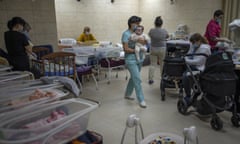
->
[99,49,127,84]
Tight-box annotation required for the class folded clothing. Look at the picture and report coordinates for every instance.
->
[67,130,103,144]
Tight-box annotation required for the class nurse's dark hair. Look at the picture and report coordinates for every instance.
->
[7,17,25,30]
[83,26,90,33]
[214,10,224,17]
[189,33,208,44]
[154,16,163,27]
[128,15,142,28]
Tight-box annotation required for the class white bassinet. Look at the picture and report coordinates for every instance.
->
[0,98,98,144]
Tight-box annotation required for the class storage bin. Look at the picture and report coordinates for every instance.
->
[0,65,12,72]
[0,79,62,95]
[0,71,33,83]
[0,98,98,144]
[67,130,103,144]
[0,88,69,120]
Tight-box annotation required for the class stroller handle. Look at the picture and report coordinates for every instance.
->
[185,53,209,58]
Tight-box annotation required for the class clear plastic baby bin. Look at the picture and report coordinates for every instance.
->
[0,98,98,144]
[0,88,68,115]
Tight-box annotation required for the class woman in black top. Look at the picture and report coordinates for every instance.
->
[4,17,32,71]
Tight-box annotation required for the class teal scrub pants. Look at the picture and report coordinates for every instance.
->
[125,57,145,103]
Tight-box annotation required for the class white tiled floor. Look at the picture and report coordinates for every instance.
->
[79,66,240,144]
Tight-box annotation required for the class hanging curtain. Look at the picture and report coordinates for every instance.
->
[222,0,240,39]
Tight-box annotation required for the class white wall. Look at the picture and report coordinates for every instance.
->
[55,0,222,44]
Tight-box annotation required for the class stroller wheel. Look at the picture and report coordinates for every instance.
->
[179,91,183,98]
[161,93,165,101]
[210,116,223,131]
[231,114,240,127]
[161,88,165,101]
[177,100,188,115]
[160,81,165,101]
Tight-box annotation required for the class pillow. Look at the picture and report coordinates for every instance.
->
[59,38,77,46]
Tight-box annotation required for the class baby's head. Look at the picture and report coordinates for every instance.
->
[134,25,144,35]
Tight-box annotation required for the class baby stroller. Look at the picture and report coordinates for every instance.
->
[160,41,190,101]
[177,52,240,130]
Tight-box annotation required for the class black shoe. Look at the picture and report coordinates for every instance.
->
[148,80,154,85]
[124,96,135,100]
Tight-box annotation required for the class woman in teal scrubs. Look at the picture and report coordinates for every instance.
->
[121,16,147,108]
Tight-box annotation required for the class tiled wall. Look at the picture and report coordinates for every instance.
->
[139,0,222,35]
[55,0,222,44]
[55,0,139,44]
[0,0,58,51]
[0,0,223,51]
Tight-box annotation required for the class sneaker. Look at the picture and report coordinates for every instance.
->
[139,101,147,108]
[124,96,134,100]
[148,80,154,85]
